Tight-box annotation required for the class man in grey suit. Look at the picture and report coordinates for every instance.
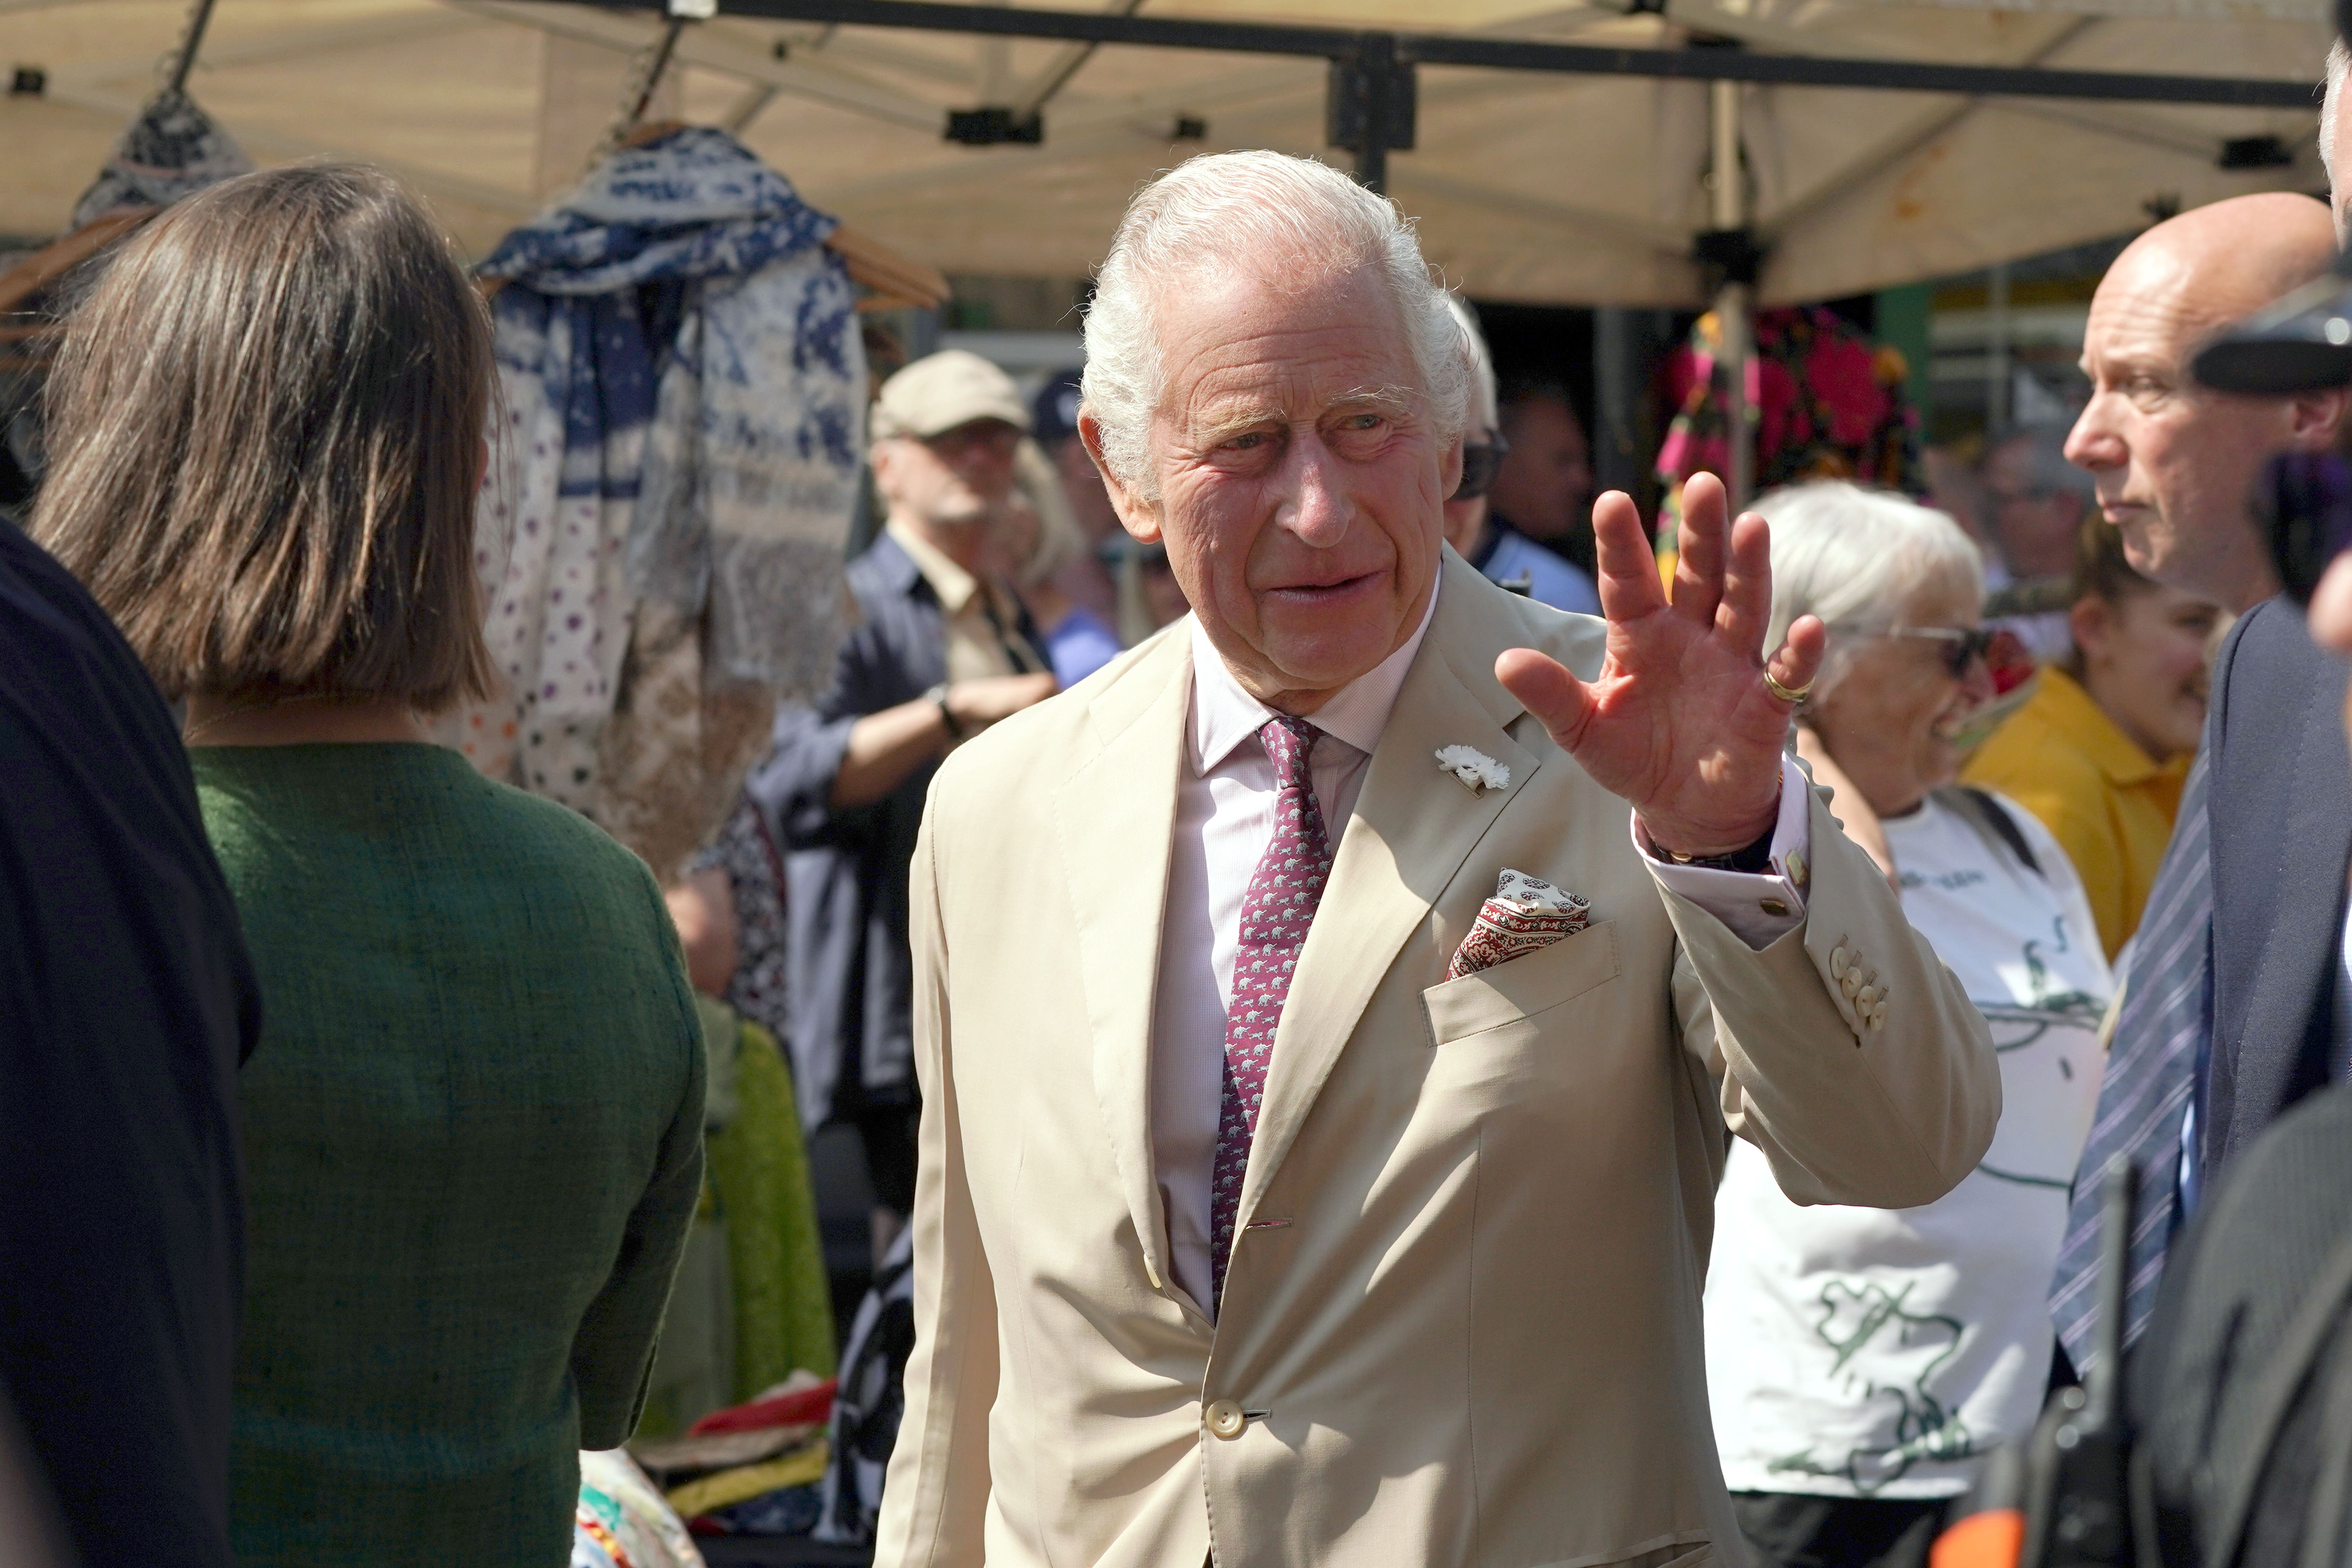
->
[2050,191,2348,1367]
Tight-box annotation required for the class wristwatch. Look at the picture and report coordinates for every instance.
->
[926,682,964,741]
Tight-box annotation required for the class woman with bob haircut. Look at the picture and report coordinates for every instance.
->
[1700,483,2111,1568]
[32,164,706,1567]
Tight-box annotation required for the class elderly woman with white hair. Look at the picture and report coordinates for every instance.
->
[1704,481,2112,1568]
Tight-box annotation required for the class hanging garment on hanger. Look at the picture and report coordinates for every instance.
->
[2,93,251,518]
[71,91,251,231]
[454,127,864,877]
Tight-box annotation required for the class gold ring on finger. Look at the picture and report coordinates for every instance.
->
[1762,668,1814,706]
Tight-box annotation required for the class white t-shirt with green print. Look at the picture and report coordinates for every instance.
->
[1704,788,2113,1501]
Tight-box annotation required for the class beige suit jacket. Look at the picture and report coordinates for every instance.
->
[877,553,1999,1568]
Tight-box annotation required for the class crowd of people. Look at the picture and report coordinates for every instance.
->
[10,31,2352,1568]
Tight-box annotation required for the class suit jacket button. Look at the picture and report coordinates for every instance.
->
[1205,1399,1246,1439]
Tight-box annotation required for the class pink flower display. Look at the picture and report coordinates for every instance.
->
[1652,304,1920,543]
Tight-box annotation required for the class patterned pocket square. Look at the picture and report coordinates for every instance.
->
[1445,869,1592,980]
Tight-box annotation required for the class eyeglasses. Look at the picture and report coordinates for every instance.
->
[2258,450,2352,607]
[1453,430,1511,501]
[924,420,1023,463]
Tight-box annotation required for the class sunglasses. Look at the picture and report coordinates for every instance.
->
[1828,623,2031,686]
[2258,450,2352,608]
[1453,430,1511,501]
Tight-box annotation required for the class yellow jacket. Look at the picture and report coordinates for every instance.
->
[1962,666,2190,962]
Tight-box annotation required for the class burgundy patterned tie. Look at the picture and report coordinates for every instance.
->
[1209,715,1334,1307]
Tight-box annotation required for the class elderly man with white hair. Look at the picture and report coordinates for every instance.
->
[875,150,1996,1568]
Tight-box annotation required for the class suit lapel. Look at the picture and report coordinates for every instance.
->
[1053,630,1191,1299]
[1238,558,1541,1225]
[2215,611,2352,1154]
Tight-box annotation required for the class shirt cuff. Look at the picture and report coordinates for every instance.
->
[1632,763,1813,951]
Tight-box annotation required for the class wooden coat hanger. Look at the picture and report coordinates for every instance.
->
[472,198,942,316]
[0,209,156,320]
[0,209,158,371]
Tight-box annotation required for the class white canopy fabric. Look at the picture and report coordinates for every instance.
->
[0,0,2333,304]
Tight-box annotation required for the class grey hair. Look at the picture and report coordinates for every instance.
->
[2324,40,2351,183]
[1445,294,1499,434]
[1080,150,1472,497]
[1755,481,1984,706]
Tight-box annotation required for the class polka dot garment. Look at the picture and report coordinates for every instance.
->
[1208,715,1334,1306]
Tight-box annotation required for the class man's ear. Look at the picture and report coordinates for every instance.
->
[869,436,901,503]
[2285,385,2350,451]
[1077,409,1164,544]
[1440,432,1466,503]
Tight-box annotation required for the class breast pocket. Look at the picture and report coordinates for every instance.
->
[1420,920,1620,1047]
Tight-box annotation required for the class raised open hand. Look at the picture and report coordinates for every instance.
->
[1496,472,1825,858]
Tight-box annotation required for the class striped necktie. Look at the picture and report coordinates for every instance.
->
[2048,750,2212,1372]
[1207,715,1332,1309]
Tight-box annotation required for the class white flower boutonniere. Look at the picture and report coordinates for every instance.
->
[1435,744,1510,794]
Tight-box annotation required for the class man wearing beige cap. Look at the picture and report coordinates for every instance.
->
[751,348,1057,1260]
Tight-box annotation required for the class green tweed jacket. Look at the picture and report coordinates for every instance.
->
[196,744,706,1568]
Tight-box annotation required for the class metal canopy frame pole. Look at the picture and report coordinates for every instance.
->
[165,0,223,96]
[537,0,2319,497]
[1710,78,1752,512]
[559,0,2319,109]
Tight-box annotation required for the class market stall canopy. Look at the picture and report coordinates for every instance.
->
[0,0,2332,304]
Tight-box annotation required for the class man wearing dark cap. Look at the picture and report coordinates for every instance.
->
[752,349,1058,1258]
